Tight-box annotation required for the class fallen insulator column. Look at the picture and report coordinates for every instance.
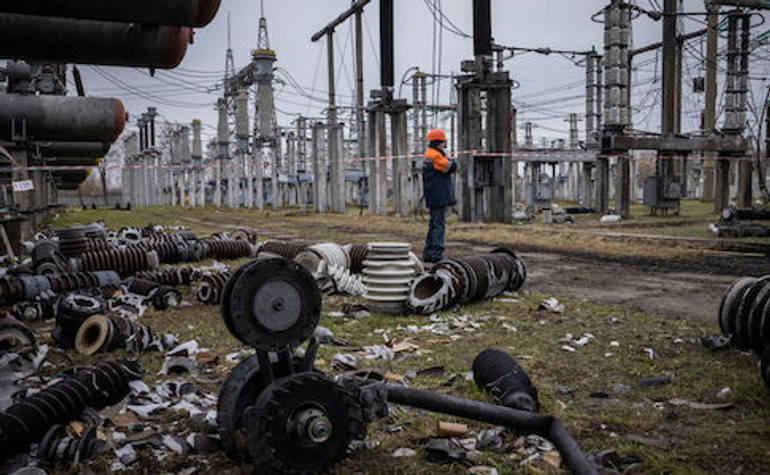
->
[74,248,159,277]
[0,359,142,461]
[84,237,113,253]
[17,275,52,300]
[0,0,221,27]
[408,248,526,315]
[204,240,255,260]
[307,243,349,269]
[344,243,369,274]
[127,278,180,310]
[196,271,232,305]
[56,227,88,258]
[35,424,104,468]
[0,94,125,143]
[53,293,105,349]
[135,267,198,286]
[0,15,191,69]
[363,243,416,315]
[257,241,306,259]
[0,317,36,352]
[717,275,770,353]
[75,314,162,355]
[34,141,111,158]
[46,271,120,295]
[231,227,258,243]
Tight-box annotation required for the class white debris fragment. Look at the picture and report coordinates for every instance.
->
[127,402,170,418]
[392,448,417,457]
[162,434,186,455]
[561,345,576,352]
[643,347,657,360]
[331,353,358,371]
[609,341,620,347]
[115,444,137,465]
[539,298,565,313]
[326,311,345,318]
[364,345,395,360]
[600,214,622,223]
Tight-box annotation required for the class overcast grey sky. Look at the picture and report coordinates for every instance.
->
[77,0,770,150]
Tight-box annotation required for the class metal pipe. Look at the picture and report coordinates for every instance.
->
[0,14,191,69]
[0,0,220,27]
[0,93,126,142]
[385,385,596,475]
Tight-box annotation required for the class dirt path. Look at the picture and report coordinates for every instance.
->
[159,210,744,323]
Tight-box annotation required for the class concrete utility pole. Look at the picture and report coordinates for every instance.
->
[456,0,513,223]
[216,97,228,208]
[703,0,718,204]
[311,0,370,214]
[191,119,203,207]
[601,0,631,216]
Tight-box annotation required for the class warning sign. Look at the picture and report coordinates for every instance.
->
[12,180,34,192]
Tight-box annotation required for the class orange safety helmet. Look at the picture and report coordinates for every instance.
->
[426,128,447,142]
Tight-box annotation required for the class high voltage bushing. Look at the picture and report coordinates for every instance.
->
[407,248,526,315]
[0,94,126,142]
[0,0,221,27]
[257,241,307,260]
[135,267,198,287]
[35,424,104,469]
[203,240,255,260]
[343,243,370,274]
[196,271,232,305]
[0,15,192,69]
[75,314,161,355]
[0,359,142,461]
[74,248,159,277]
[55,228,88,258]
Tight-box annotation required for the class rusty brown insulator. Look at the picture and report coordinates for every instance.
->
[203,240,254,260]
[56,227,88,258]
[343,244,370,274]
[135,267,198,286]
[257,241,306,260]
[195,271,232,305]
[76,248,158,277]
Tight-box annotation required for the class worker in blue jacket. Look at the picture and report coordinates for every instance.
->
[422,128,457,263]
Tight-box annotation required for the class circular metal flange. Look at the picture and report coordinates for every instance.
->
[224,258,321,350]
[243,372,361,473]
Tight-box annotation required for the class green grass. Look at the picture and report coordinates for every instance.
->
[35,206,770,474]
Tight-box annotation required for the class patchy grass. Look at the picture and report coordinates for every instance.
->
[32,206,770,473]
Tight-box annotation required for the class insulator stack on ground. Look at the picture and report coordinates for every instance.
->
[0,317,36,352]
[17,275,52,300]
[56,228,88,258]
[127,278,180,310]
[31,240,68,275]
[231,227,258,243]
[53,293,105,349]
[207,232,231,241]
[75,248,159,277]
[84,237,113,253]
[135,267,198,286]
[344,244,370,274]
[257,241,306,259]
[0,359,141,461]
[408,248,526,315]
[362,243,417,315]
[75,314,162,355]
[35,424,104,468]
[0,277,26,305]
[718,275,770,355]
[323,263,366,296]
[204,240,254,260]
[196,271,231,305]
[308,243,349,269]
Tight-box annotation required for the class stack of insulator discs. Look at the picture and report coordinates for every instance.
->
[362,243,416,315]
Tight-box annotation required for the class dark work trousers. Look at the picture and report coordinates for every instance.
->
[423,207,446,262]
